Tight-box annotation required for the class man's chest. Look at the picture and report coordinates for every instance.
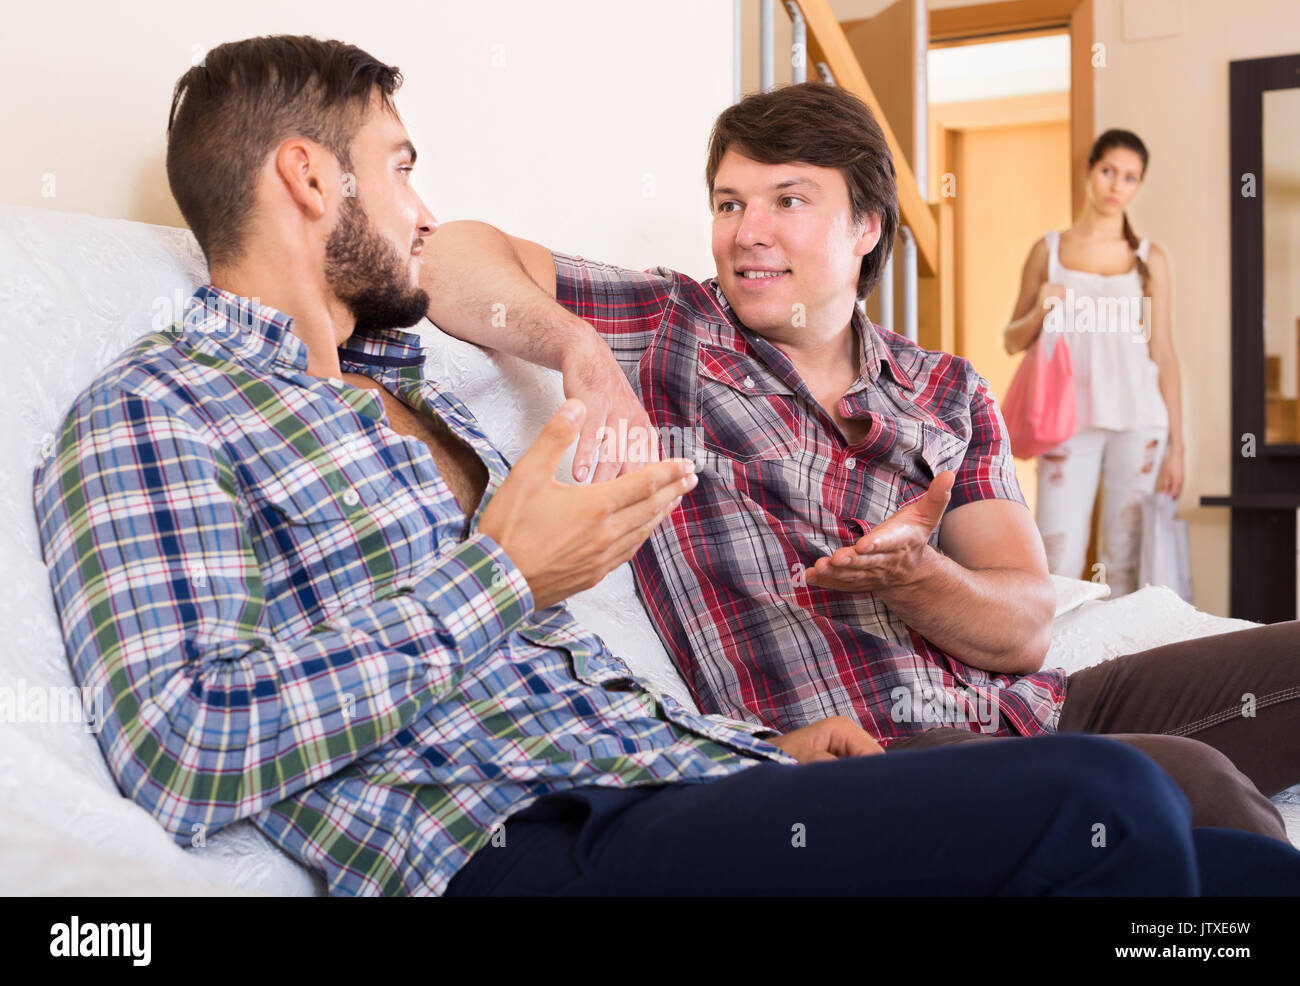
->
[653,346,969,542]
[684,351,939,471]
[825,401,871,446]
[338,372,488,519]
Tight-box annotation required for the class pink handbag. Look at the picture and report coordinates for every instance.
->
[1002,333,1076,459]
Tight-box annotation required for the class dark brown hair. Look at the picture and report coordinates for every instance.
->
[1087,128,1150,292]
[166,35,403,269]
[705,82,898,301]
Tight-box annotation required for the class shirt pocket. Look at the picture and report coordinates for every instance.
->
[241,457,413,626]
[248,471,362,529]
[922,421,968,477]
[694,345,801,463]
[893,420,968,510]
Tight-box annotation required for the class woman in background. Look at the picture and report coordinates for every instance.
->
[1002,129,1185,596]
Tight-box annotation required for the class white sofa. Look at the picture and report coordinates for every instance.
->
[2,202,1297,895]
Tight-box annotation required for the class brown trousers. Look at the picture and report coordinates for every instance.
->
[888,620,1300,842]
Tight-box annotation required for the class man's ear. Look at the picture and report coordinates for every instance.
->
[272,138,333,222]
[853,210,883,258]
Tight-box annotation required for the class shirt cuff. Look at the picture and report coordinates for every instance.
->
[948,468,1029,511]
[402,532,534,664]
[704,717,797,759]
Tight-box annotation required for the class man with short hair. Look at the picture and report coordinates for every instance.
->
[32,37,1300,896]
[424,81,1298,844]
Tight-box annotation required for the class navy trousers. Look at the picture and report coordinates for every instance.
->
[445,734,1300,896]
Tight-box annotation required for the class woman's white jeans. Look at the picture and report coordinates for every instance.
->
[1034,426,1167,597]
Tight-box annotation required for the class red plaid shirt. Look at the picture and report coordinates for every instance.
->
[554,252,1068,745]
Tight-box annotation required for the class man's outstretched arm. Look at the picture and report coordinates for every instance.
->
[422,221,572,363]
[805,476,1054,675]
[422,221,655,482]
[804,378,1056,675]
[33,385,694,841]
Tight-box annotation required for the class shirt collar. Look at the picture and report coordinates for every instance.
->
[706,279,914,394]
[846,303,914,394]
[183,284,427,377]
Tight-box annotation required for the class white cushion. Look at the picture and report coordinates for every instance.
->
[1051,573,1111,618]
[0,204,320,894]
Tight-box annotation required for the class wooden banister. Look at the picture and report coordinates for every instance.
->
[786,0,938,276]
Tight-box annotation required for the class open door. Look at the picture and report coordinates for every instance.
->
[932,88,1073,516]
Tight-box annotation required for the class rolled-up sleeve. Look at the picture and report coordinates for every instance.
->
[552,252,678,379]
[948,374,1028,511]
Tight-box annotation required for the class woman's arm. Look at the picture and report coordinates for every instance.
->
[1002,237,1061,355]
[1145,244,1185,498]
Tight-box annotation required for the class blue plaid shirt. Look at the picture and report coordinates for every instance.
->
[31,284,793,896]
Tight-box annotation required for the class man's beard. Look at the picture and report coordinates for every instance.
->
[324,195,430,334]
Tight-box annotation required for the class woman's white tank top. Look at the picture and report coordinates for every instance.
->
[1044,229,1169,433]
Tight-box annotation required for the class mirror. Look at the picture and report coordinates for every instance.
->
[1263,87,1300,445]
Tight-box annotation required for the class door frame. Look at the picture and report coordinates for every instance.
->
[930,90,1070,356]
[932,91,1071,525]
[930,0,1095,217]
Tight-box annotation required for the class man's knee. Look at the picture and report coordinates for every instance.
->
[1118,734,1252,790]
[896,732,1188,814]
[998,735,1197,878]
[1040,733,1186,795]
[935,733,1189,821]
[1110,733,1286,839]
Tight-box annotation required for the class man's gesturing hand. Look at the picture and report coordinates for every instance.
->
[803,470,956,593]
[768,716,884,763]
[560,330,658,484]
[478,399,697,610]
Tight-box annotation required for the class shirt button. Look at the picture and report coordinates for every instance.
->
[341,487,360,507]
[845,457,857,469]
[743,375,755,389]
[327,377,343,388]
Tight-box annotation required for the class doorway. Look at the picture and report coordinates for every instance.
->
[931,85,1072,515]
[926,1,1102,576]
[928,32,1081,559]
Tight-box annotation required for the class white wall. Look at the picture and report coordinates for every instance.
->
[0,0,734,279]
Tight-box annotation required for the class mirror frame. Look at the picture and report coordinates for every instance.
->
[1231,51,1300,456]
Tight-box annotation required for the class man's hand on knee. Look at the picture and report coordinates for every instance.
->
[769,716,884,763]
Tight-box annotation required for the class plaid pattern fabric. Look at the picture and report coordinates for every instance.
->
[31,284,792,897]
[554,253,1068,744]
